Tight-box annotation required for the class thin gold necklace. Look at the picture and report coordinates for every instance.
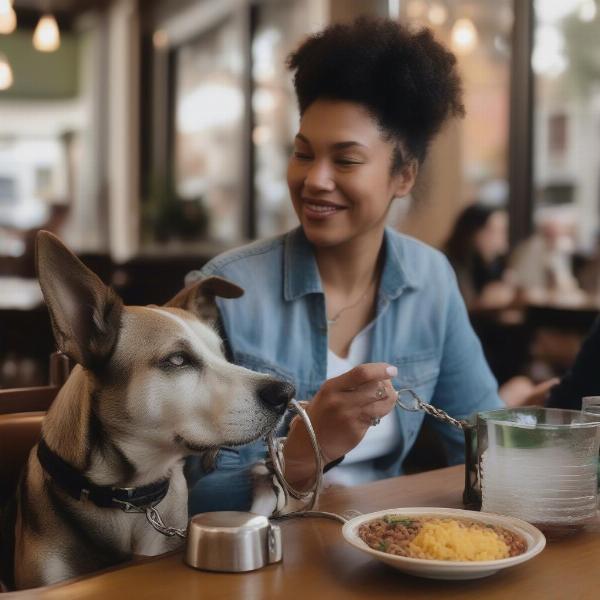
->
[326,275,376,327]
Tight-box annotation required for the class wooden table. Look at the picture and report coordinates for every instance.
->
[4,465,599,599]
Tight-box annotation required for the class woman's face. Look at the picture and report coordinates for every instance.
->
[287,99,416,249]
[474,210,509,262]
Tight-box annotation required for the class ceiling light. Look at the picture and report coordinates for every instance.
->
[451,18,478,55]
[0,0,16,34]
[33,14,60,52]
[0,52,13,90]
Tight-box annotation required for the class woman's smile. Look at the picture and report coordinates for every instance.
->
[302,198,348,220]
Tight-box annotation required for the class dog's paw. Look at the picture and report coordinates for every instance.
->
[249,462,280,516]
[248,461,314,517]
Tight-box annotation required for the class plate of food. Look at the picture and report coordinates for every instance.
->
[342,507,546,580]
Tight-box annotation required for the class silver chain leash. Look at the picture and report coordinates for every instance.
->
[116,500,187,538]
[395,388,470,430]
[145,505,187,538]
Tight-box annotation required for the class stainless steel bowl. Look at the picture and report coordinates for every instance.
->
[184,511,282,572]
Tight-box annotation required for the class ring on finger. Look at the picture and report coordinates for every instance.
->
[375,385,387,400]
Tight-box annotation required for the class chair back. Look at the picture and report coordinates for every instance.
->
[0,352,69,415]
[0,412,44,504]
[0,352,70,503]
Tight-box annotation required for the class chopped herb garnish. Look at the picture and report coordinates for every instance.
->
[383,515,414,526]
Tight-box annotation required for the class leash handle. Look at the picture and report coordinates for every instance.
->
[266,399,324,510]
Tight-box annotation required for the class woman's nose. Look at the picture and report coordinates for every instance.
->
[304,161,335,193]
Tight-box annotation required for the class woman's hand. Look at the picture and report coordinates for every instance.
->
[282,363,398,490]
[500,376,559,408]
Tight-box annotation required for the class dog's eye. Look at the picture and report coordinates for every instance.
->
[164,352,191,368]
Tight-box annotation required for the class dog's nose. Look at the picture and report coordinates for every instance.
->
[258,380,295,412]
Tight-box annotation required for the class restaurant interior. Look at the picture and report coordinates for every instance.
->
[1,0,600,597]
[1,0,600,391]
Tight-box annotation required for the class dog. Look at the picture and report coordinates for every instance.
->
[0,231,294,590]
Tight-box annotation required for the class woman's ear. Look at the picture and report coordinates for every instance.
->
[393,159,418,198]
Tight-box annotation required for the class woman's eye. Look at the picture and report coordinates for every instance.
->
[335,158,361,166]
[293,151,312,160]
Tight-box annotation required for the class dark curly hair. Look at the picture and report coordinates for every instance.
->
[287,17,465,172]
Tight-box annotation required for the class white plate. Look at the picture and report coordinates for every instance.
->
[342,507,546,580]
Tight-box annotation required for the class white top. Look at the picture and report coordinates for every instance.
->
[324,322,400,486]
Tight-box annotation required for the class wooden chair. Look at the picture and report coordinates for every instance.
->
[0,352,70,504]
[0,351,70,415]
[0,411,46,505]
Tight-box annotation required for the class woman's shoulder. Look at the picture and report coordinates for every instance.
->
[386,228,453,277]
[186,233,287,285]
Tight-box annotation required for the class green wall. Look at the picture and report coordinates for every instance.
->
[0,29,79,99]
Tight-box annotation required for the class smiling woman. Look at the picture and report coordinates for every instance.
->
[185,16,503,515]
[287,101,417,250]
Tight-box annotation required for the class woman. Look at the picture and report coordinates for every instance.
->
[445,204,514,309]
[186,18,502,512]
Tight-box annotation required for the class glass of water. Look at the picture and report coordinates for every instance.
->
[477,407,600,533]
[582,397,600,495]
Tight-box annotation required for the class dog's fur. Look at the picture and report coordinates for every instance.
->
[0,232,292,590]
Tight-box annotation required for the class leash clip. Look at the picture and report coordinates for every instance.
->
[113,499,140,513]
[80,488,90,503]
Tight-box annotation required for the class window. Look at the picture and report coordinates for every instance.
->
[252,0,310,238]
[173,17,245,243]
[532,0,600,250]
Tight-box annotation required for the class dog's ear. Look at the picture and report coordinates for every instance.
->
[164,276,244,322]
[36,230,123,369]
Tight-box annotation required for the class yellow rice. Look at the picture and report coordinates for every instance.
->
[408,519,510,561]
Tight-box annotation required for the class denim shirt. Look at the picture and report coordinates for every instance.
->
[185,227,502,513]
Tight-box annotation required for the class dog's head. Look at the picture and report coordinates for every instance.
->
[36,231,294,457]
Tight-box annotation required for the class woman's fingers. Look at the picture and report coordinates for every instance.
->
[327,362,397,392]
[343,377,397,408]
[301,365,400,462]
[357,383,398,424]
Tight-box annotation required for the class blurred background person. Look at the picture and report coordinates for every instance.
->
[509,207,581,298]
[445,203,562,408]
[445,203,515,310]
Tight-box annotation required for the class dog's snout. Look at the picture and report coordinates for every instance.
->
[258,380,295,412]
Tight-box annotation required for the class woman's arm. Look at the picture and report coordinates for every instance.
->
[428,263,503,465]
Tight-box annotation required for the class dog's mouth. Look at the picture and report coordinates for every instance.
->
[174,434,210,453]
[174,419,279,454]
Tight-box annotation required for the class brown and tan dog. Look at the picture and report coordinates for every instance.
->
[0,231,293,590]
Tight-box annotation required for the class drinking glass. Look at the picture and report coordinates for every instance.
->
[582,397,600,495]
[477,407,600,533]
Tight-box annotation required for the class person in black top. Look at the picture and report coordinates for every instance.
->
[545,315,600,410]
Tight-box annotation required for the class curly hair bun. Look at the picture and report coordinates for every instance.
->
[287,17,465,163]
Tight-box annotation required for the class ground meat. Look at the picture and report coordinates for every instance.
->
[358,515,527,561]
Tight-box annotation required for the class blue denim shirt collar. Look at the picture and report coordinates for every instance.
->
[284,227,323,300]
[283,226,418,302]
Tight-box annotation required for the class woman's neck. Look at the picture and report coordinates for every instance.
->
[314,228,385,294]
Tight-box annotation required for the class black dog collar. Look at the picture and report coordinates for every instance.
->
[37,438,170,510]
